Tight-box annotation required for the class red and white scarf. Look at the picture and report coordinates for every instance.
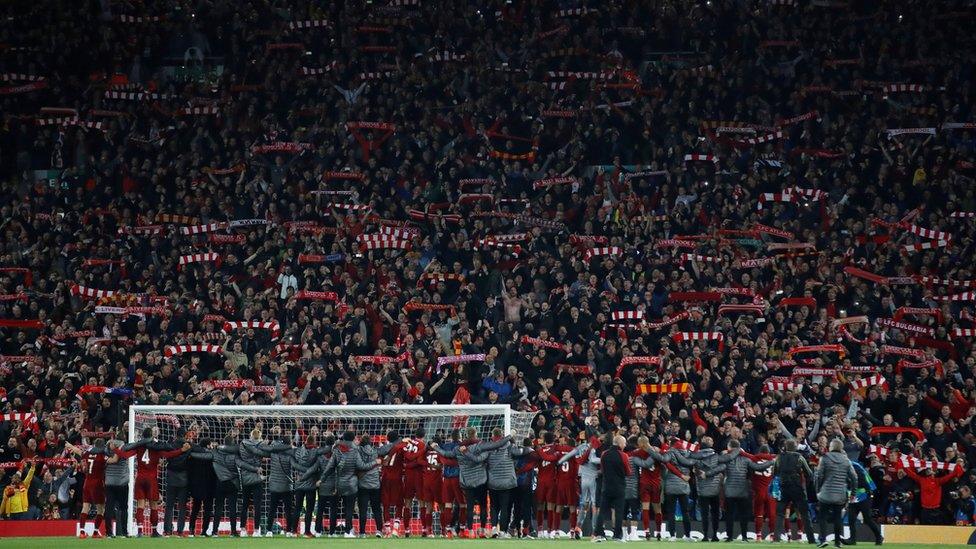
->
[893,307,942,324]
[876,318,935,337]
[763,377,800,392]
[520,335,568,352]
[672,331,724,350]
[70,283,116,300]
[849,374,888,392]
[222,321,281,340]
[357,234,411,251]
[180,223,227,235]
[683,153,719,164]
[436,354,486,373]
[583,246,622,261]
[934,292,975,301]
[177,253,222,270]
[163,344,223,357]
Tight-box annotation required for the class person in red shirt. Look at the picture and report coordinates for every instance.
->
[746,446,777,540]
[903,461,965,524]
[536,431,577,537]
[630,435,670,539]
[66,439,118,538]
[533,431,559,537]
[438,429,465,538]
[115,428,190,537]
[380,430,405,535]
[400,428,427,536]
[421,434,443,537]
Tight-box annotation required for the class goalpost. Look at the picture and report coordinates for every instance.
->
[126,404,537,536]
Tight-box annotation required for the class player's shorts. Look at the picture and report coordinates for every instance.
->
[535,480,555,504]
[639,481,661,504]
[403,470,423,499]
[422,475,441,504]
[580,481,597,506]
[381,478,403,506]
[133,476,159,501]
[441,477,464,505]
[83,480,106,504]
[556,479,579,506]
[753,494,774,517]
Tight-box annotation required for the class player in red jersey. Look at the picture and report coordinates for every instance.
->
[534,431,572,538]
[420,433,443,537]
[552,433,581,537]
[748,446,777,541]
[65,439,117,538]
[400,427,427,536]
[631,436,667,539]
[115,427,190,537]
[380,430,406,535]
[438,429,465,538]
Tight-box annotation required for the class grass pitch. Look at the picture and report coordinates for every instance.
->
[0,539,964,549]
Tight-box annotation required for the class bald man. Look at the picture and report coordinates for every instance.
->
[593,435,632,542]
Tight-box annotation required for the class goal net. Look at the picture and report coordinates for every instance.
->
[127,404,537,536]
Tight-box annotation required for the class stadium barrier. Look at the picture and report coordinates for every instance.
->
[883,525,976,544]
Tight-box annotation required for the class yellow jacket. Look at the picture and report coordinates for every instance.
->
[1,463,36,516]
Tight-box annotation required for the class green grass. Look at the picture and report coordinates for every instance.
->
[0,540,966,549]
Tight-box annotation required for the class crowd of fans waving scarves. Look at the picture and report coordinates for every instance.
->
[0,0,976,526]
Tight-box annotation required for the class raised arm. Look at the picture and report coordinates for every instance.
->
[558,443,587,465]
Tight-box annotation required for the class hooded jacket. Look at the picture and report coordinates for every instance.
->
[467,437,529,490]
[292,445,325,493]
[660,448,696,496]
[358,441,398,491]
[239,439,269,488]
[815,450,857,505]
[163,438,191,488]
[435,436,510,489]
[713,454,774,499]
[192,445,248,485]
[260,440,294,493]
[688,447,741,497]
[323,441,376,496]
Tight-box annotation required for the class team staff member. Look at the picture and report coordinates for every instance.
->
[593,435,631,542]
[104,440,129,537]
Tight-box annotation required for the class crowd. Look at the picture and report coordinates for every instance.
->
[1,0,976,535]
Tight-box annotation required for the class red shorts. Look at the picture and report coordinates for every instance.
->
[556,479,579,506]
[381,478,402,507]
[753,494,775,517]
[535,480,555,504]
[133,476,158,501]
[639,482,661,504]
[422,475,441,504]
[441,477,464,505]
[83,481,106,505]
[403,470,423,499]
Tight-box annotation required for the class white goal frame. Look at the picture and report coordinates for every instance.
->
[126,404,526,535]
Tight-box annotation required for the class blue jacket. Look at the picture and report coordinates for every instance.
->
[440,441,460,478]
[482,376,512,398]
[851,461,875,503]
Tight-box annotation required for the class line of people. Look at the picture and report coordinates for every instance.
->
[73,412,968,546]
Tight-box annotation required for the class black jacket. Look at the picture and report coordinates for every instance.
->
[599,446,632,495]
[164,438,191,488]
[188,444,218,497]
